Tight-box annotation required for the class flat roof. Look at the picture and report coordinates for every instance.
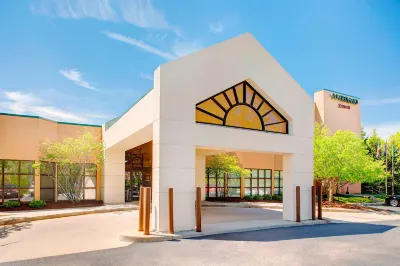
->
[0,112,102,128]
[316,89,360,99]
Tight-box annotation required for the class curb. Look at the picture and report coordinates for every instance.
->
[120,219,330,243]
[0,207,138,226]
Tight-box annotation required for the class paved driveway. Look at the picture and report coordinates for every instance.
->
[1,208,400,265]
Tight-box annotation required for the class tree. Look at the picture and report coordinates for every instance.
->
[314,123,386,201]
[34,132,104,203]
[206,153,250,197]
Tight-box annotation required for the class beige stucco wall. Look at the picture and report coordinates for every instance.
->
[314,90,361,135]
[314,90,362,194]
[0,114,103,200]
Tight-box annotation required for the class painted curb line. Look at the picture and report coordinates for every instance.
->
[0,207,138,226]
[120,219,330,243]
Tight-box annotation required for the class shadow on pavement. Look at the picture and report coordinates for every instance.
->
[193,223,396,242]
[0,222,32,240]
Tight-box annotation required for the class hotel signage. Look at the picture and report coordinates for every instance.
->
[330,93,359,105]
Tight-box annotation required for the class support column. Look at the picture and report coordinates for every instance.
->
[152,120,196,233]
[102,147,125,204]
[96,163,102,201]
[282,153,313,221]
[34,160,40,200]
[195,155,206,201]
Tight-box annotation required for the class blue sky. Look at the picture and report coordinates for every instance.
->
[0,0,399,138]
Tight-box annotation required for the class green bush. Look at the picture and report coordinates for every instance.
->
[29,200,47,208]
[263,194,273,200]
[253,194,263,201]
[272,194,282,201]
[3,200,21,208]
[243,195,253,201]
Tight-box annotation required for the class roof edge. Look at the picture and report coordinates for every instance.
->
[0,112,101,127]
[315,89,360,99]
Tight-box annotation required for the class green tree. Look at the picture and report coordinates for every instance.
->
[206,153,250,198]
[314,123,386,201]
[34,132,104,203]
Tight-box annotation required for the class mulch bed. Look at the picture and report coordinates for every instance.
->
[322,201,380,211]
[0,200,104,212]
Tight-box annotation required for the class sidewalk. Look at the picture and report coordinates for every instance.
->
[0,202,138,226]
[202,201,374,213]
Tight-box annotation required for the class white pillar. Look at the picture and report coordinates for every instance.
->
[195,155,206,201]
[282,153,313,221]
[102,147,125,204]
[152,119,196,232]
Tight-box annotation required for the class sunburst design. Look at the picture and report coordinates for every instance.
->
[195,81,288,134]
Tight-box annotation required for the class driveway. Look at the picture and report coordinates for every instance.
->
[1,207,400,265]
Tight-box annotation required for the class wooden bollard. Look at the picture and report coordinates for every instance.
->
[138,187,145,231]
[196,187,202,232]
[168,188,174,234]
[144,187,151,235]
[311,186,316,220]
[317,185,323,220]
[296,186,301,222]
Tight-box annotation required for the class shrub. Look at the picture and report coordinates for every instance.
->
[29,200,47,208]
[243,195,253,201]
[272,194,282,201]
[3,200,21,208]
[253,194,263,201]
[263,194,273,200]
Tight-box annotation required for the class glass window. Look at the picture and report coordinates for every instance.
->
[245,168,272,196]
[4,161,19,174]
[274,170,283,195]
[20,189,34,202]
[20,161,34,174]
[251,169,258,177]
[227,188,240,197]
[20,175,34,188]
[228,178,240,187]
[208,178,216,187]
[85,176,96,188]
[259,170,265,178]
[84,189,96,200]
[244,188,251,196]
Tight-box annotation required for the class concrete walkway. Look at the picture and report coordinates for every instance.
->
[0,202,138,226]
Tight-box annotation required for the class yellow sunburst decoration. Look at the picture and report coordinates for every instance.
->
[195,81,288,134]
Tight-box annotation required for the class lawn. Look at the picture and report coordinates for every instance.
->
[333,195,375,204]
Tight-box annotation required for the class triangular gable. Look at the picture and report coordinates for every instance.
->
[195,81,288,134]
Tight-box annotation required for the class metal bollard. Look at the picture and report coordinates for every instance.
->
[311,186,316,220]
[196,187,202,232]
[138,186,144,231]
[296,186,301,222]
[143,187,151,235]
[168,188,174,234]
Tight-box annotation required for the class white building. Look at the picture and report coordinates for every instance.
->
[102,33,314,232]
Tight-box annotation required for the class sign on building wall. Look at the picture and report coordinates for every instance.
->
[330,92,359,110]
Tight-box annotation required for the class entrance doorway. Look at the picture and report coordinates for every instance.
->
[125,141,152,202]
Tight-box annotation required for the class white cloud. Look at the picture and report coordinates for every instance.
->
[31,0,182,37]
[364,123,400,140]
[362,98,400,107]
[0,90,91,123]
[103,31,176,60]
[209,22,224,34]
[171,40,203,57]
[59,69,98,91]
[140,73,153,81]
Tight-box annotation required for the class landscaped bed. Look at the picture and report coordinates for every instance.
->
[0,200,104,212]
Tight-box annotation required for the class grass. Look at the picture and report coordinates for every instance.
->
[333,195,375,204]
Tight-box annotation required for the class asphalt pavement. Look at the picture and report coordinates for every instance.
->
[3,220,400,266]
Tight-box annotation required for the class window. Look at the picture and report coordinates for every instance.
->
[0,160,34,203]
[245,169,272,196]
[40,162,55,201]
[274,170,283,195]
[57,163,97,201]
[205,169,225,198]
[227,172,241,197]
